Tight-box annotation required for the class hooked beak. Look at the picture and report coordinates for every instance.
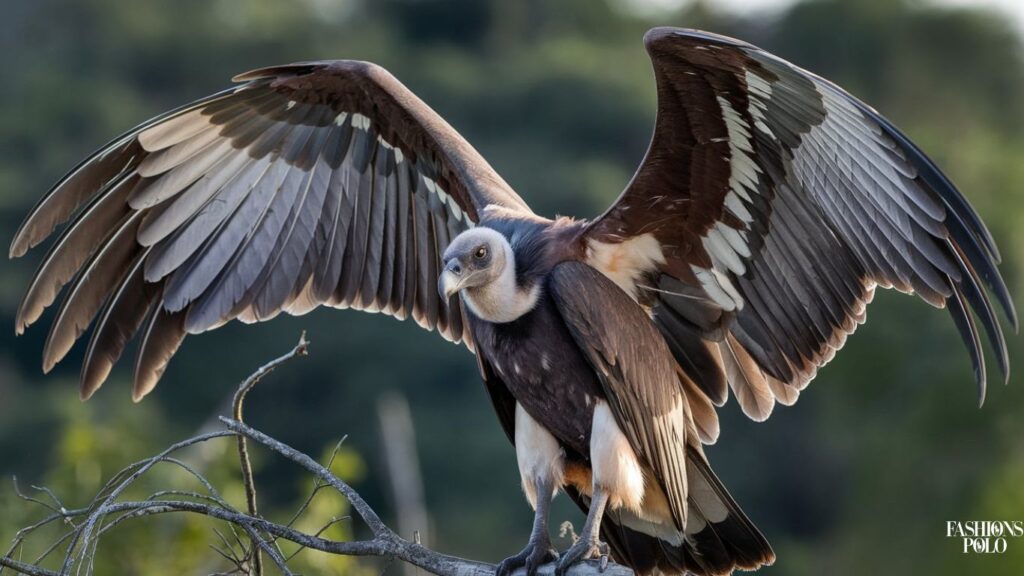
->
[438,260,465,302]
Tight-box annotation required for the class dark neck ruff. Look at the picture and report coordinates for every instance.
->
[479,215,587,290]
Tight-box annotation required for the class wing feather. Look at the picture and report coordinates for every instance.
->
[13,61,529,398]
[17,173,137,333]
[80,250,157,399]
[43,211,145,372]
[584,27,1014,422]
[551,262,691,529]
[358,144,389,309]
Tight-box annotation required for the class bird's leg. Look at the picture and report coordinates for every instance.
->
[496,474,559,576]
[555,487,610,576]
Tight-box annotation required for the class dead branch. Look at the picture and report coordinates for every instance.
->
[231,329,310,576]
[0,333,632,576]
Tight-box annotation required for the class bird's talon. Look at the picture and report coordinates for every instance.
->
[498,540,558,576]
[555,538,607,576]
[496,557,516,576]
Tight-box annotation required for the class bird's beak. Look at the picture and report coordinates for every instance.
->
[438,262,464,302]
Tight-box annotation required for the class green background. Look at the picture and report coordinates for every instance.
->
[1,0,1022,574]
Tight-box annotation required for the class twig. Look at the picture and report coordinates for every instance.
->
[283,516,349,562]
[11,479,64,518]
[231,331,310,576]
[274,435,347,561]
[28,487,68,517]
[211,526,246,572]
[0,556,58,576]
[220,419,632,576]
[220,418,390,537]
[237,523,293,576]
[3,428,633,576]
[61,430,237,574]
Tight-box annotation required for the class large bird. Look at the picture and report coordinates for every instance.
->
[10,28,1015,576]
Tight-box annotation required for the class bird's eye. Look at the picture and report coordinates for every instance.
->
[474,246,487,259]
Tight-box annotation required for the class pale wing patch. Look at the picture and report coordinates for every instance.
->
[685,95,771,313]
[700,96,757,276]
[744,69,776,139]
[138,107,216,151]
[717,95,761,225]
[585,233,665,300]
[690,265,742,312]
[351,112,372,130]
[421,175,465,222]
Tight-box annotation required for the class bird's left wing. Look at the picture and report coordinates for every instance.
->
[550,261,691,529]
[583,28,1016,425]
[11,60,531,401]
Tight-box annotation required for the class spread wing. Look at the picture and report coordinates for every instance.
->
[584,28,1016,426]
[11,60,531,401]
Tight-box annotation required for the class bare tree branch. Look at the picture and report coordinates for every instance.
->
[231,330,311,576]
[0,555,59,576]
[220,417,392,537]
[1,333,632,576]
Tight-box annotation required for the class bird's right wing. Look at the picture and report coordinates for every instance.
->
[582,28,1016,427]
[11,60,531,401]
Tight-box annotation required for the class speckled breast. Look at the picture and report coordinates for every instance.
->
[468,287,605,459]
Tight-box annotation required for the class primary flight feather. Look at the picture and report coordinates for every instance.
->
[11,28,1015,576]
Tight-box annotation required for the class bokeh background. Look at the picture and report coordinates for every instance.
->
[1,0,1023,574]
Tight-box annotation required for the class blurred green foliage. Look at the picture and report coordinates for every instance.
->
[0,0,1021,574]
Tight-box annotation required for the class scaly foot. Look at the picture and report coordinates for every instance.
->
[496,536,560,576]
[554,537,608,576]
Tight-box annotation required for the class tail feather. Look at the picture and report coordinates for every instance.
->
[565,450,774,576]
[685,446,774,572]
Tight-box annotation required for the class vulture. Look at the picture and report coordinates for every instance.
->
[10,27,1016,576]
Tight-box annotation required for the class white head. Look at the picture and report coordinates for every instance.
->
[438,228,541,323]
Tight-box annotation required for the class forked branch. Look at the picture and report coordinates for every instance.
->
[0,334,632,576]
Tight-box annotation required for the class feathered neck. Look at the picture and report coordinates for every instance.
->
[462,233,541,323]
